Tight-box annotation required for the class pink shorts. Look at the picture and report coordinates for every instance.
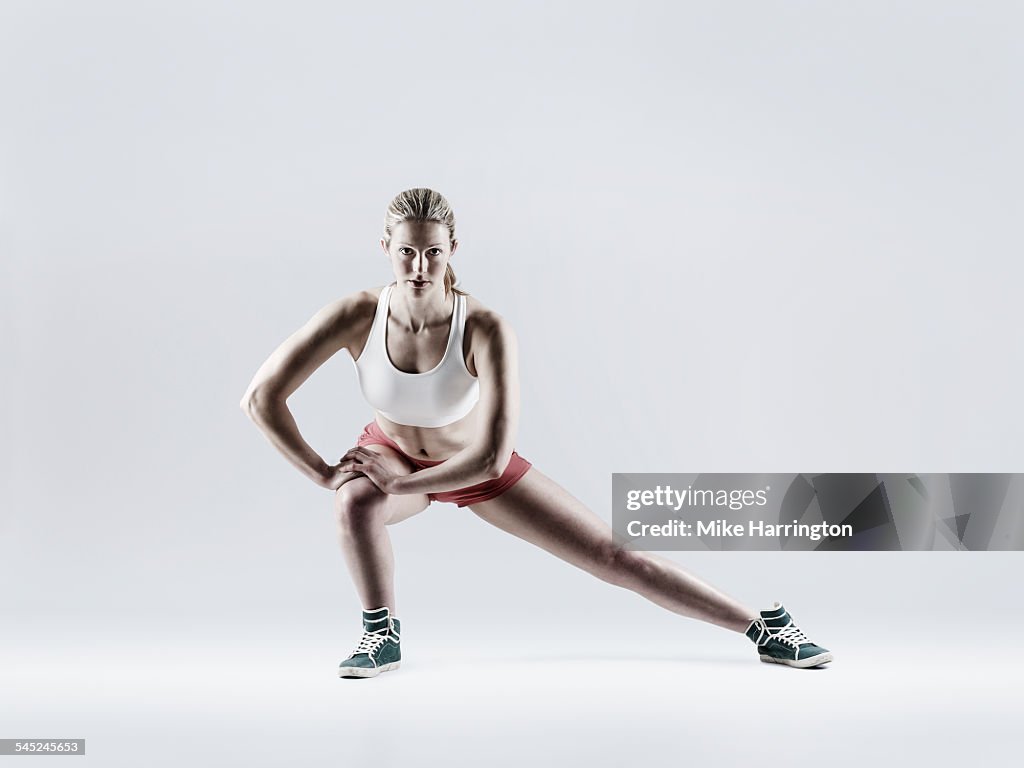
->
[354,420,533,507]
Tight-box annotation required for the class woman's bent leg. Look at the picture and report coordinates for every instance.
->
[333,444,430,616]
[467,466,757,633]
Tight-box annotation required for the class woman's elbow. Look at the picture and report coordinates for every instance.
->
[241,388,280,419]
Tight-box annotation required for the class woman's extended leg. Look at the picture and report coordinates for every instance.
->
[333,444,431,616]
[467,466,757,633]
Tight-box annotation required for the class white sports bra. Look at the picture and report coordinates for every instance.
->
[351,283,480,428]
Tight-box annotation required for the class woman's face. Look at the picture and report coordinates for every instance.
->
[381,221,457,295]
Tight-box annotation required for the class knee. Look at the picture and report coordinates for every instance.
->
[334,480,388,533]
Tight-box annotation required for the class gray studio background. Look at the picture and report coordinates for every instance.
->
[3,0,1021,638]
[2,2,1023,765]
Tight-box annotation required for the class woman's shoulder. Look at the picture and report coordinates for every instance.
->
[311,285,390,360]
[463,292,515,340]
[310,285,389,335]
[464,291,502,323]
[338,284,390,314]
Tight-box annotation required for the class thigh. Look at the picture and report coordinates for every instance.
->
[336,443,431,525]
[466,465,619,568]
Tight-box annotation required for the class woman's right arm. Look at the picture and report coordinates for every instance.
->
[240,291,370,490]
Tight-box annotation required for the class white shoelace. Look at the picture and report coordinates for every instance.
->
[770,620,812,649]
[352,629,389,656]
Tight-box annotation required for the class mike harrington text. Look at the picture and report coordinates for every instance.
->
[626,519,854,542]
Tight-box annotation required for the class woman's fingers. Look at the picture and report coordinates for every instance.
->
[339,447,375,464]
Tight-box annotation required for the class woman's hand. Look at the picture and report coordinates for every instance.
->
[334,446,399,494]
[320,463,366,492]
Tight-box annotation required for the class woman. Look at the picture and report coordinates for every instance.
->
[240,188,832,677]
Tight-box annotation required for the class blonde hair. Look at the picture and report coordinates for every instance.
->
[382,188,468,297]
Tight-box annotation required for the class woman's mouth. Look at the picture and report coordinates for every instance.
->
[409,279,428,288]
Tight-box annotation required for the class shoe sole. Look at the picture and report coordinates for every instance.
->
[338,661,401,678]
[759,652,833,668]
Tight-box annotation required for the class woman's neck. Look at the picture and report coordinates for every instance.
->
[390,284,453,333]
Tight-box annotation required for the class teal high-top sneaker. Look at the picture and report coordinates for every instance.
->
[338,606,402,678]
[745,602,833,669]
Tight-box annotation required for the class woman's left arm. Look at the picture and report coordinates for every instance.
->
[377,313,520,496]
